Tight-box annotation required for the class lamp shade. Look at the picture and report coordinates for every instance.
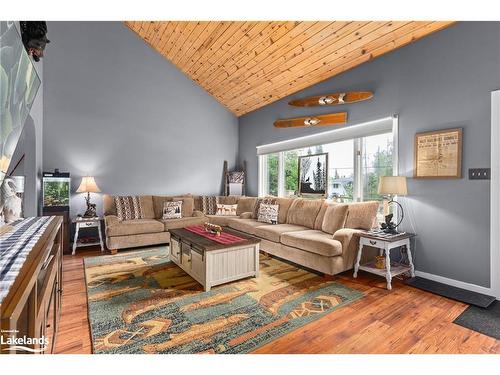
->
[378,176,408,196]
[76,176,101,193]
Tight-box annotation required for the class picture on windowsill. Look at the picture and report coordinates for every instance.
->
[298,152,328,197]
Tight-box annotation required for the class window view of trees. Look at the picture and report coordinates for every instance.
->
[266,153,279,196]
[261,132,393,203]
[362,133,393,201]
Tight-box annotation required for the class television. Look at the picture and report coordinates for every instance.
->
[42,171,70,209]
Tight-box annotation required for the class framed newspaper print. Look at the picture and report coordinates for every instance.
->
[414,128,462,178]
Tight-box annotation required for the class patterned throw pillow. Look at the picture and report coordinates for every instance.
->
[114,196,144,221]
[216,204,237,216]
[253,197,277,219]
[258,203,279,224]
[163,201,183,219]
[201,196,218,215]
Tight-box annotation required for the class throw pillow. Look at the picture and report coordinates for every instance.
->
[216,203,237,216]
[114,196,144,221]
[163,201,183,219]
[257,203,279,224]
[201,195,218,215]
[253,197,277,219]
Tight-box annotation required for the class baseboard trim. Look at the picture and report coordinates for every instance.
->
[414,271,494,297]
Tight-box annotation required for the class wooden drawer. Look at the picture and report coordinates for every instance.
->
[361,237,385,248]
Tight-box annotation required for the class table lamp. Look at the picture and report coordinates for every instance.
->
[76,176,101,217]
[378,176,408,234]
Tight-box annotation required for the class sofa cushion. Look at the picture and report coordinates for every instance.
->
[314,201,329,230]
[345,201,379,230]
[228,218,270,235]
[321,203,349,234]
[206,214,239,226]
[106,219,164,237]
[281,230,343,257]
[236,196,257,215]
[274,197,295,224]
[173,196,194,217]
[286,198,323,228]
[218,195,240,205]
[161,216,206,231]
[254,223,309,243]
[153,196,172,219]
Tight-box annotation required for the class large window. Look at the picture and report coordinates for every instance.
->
[259,131,394,205]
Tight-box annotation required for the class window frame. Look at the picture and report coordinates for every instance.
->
[258,116,398,200]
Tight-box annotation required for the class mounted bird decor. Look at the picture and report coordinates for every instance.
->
[288,91,373,107]
[274,112,347,129]
[20,21,50,62]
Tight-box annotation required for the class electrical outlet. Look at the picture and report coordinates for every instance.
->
[468,168,490,180]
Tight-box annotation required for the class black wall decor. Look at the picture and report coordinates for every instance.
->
[20,21,50,62]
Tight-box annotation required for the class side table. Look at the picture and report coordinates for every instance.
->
[353,231,416,290]
[72,216,104,255]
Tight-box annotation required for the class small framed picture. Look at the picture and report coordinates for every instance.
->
[298,153,328,197]
[414,127,462,179]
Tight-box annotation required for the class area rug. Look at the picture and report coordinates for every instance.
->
[453,301,500,340]
[84,247,363,354]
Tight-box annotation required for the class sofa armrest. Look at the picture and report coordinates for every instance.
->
[239,212,253,219]
[104,215,120,228]
[192,210,205,218]
[333,228,362,270]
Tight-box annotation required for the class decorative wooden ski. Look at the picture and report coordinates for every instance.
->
[274,112,347,129]
[288,91,373,107]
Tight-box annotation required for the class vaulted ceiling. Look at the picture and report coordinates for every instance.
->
[125,21,453,116]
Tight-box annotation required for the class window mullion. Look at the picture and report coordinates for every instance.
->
[278,152,285,197]
[354,138,362,202]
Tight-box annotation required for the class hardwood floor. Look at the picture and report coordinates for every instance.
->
[55,247,500,354]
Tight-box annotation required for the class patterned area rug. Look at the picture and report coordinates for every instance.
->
[84,247,363,354]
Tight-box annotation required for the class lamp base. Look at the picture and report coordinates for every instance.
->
[82,192,97,218]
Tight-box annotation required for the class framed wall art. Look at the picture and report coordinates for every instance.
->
[414,128,463,178]
[298,153,328,197]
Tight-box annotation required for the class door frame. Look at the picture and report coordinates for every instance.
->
[491,90,500,299]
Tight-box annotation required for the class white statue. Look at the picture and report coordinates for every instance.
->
[0,177,23,223]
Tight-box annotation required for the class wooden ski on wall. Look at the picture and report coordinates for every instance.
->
[274,112,347,129]
[288,91,373,107]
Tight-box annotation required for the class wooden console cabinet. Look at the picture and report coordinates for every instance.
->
[0,216,63,354]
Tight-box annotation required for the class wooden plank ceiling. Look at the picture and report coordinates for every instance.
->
[125,21,453,116]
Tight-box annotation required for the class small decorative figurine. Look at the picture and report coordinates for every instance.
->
[204,222,223,236]
[380,213,398,234]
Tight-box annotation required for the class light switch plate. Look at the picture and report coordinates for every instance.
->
[468,168,490,180]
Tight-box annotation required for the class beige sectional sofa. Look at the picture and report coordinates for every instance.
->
[221,197,379,275]
[103,194,206,253]
[103,194,378,276]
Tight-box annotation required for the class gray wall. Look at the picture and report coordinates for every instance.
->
[239,22,500,287]
[43,22,238,218]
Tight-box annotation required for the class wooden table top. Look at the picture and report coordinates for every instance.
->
[169,227,260,252]
[355,230,416,242]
